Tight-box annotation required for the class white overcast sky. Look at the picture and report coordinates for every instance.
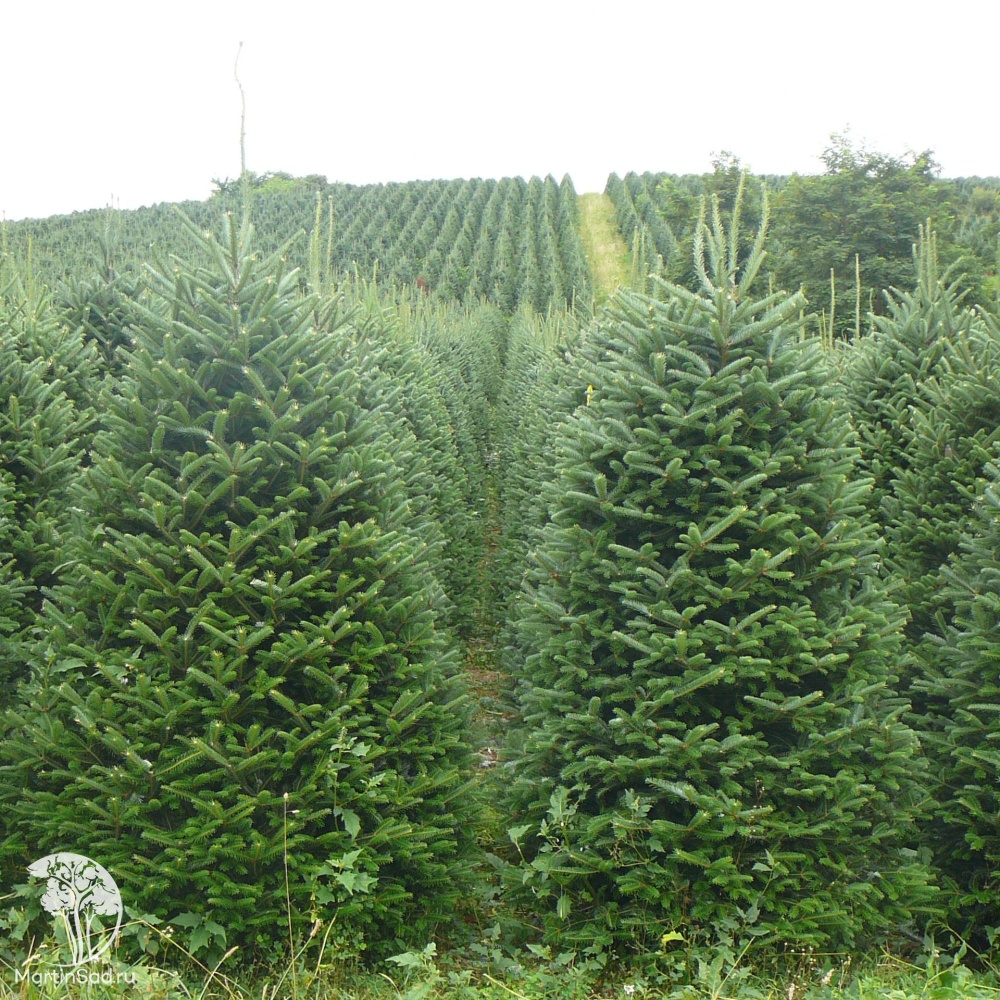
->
[1,0,997,222]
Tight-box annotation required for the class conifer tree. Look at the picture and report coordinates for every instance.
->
[338,289,489,634]
[0,255,99,409]
[834,234,1000,928]
[0,211,476,965]
[0,477,31,690]
[503,187,935,955]
[416,303,503,490]
[838,225,978,488]
[55,202,149,375]
[493,308,584,615]
[838,228,999,640]
[918,460,1000,939]
[0,267,91,694]
[59,270,144,370]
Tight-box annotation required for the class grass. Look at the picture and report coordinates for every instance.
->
[577,193,631,301]
[5,930,1000,1000]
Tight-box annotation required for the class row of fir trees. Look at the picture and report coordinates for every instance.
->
[3,185,1000,978]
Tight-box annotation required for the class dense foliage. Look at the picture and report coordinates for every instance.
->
[0,262,92,694]
[606,139,1000,338]
[501,192,936,955]
[0,214,479,965]
[835,229,1000,941]
[918,460,1000,941]
[3,155,1000,982]
[3,173,592,315]
[838,228,1000,640]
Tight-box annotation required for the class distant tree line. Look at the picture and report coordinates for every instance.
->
[606,135,1000,338]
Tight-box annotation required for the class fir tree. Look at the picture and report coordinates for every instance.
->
[58,268,147,375]
[0,476,31,688]
[834,233,1000,933]
[0,211,476,965]
[503,187,935,955]
[55,201,149,375]
[494,307,585,616]
[838,227,1000,639]
[918,461,1000,939]
[338,289,489,634]
[0,265,91,694]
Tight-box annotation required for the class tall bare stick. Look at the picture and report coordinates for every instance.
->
[234,42,247,177]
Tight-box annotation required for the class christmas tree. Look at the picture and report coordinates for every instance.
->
[503,184,935,954]
[0,261,91,694]
[0,211,477,965]
[915,457,1000,939]
[839,226,1000,641]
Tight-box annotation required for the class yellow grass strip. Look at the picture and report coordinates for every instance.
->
[577,192,630,300]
